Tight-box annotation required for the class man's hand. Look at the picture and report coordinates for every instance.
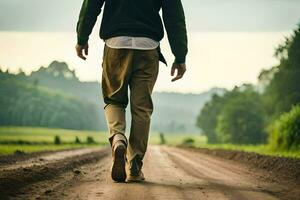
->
[171,63,186,82]
[76,43,89,60]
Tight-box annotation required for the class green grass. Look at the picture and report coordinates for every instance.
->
[0,127,108,143]
[193,143,300,159]
[149,132,300,159]
[149,132,207,145]
[1,127,299,158]
[0,144,101,155]
[0,127,109,155]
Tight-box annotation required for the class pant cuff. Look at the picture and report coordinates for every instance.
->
[110,133,127,147]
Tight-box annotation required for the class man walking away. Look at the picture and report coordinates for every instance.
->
[76,0,188,182]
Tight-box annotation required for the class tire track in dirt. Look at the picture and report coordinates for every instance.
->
[0,147,110,199]
[0,148,105,171]
[163,147,282,200]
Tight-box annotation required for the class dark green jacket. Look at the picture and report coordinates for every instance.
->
[77,0,188,64]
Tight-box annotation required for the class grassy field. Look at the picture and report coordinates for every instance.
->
[149,132,207,145]
[0,144,101,155]
[192,143,300,159]
[0,127,206,155]
[150,132,300,159]
[0,127,108,155]
[0,127,299,158]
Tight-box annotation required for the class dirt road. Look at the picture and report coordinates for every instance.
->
[0,146,298,200]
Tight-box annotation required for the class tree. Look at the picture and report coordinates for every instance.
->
[216,88,266,144]
[0,78,102,130]
[197,85,266,144]
[261,25,300,119]
[196,94,225,143]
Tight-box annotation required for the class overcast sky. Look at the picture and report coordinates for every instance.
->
[0,0,299,93]
[0,0,299,32]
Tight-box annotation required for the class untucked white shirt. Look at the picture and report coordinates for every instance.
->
[105,36,159,50]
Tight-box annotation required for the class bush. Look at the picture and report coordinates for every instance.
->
[54,135,61,145]
[14,150,26,155]
[268,105,300,150]
[159,132,166,145]
[182,138,195,146]
[75,136,81,144]
[86,136,95,144]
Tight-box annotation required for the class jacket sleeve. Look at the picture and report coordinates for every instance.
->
[76,0,105,45]
[162,0,188,64]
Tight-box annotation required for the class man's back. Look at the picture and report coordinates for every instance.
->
[77,0,187,64]
[100,0,164,41]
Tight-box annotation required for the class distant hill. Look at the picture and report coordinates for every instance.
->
[0,78,102,130]
[29,61,102,106]
[0,61,225,133]
[152,89,224,133]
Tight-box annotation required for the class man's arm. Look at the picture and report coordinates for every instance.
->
[76,0,105,60]
[162,0,188,64]
[162,0,188,81]
[77,0,104,45]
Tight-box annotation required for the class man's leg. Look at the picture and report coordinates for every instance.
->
[104,105,127,147]
[101,45,133,181]
[126,49,159,181]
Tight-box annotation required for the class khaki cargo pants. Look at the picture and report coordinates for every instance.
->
[101,45,159,171]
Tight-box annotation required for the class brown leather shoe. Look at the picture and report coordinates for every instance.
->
[111,141,126,182]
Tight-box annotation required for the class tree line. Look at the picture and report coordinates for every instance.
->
[0,76,102,131]
[196,24,300,150]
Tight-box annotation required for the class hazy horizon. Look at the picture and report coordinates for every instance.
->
[0,0,299,93]
[0,30,289,93]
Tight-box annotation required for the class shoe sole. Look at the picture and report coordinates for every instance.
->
[111,145,126,182]
[125,173,145,183]
[125,177,145,183]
